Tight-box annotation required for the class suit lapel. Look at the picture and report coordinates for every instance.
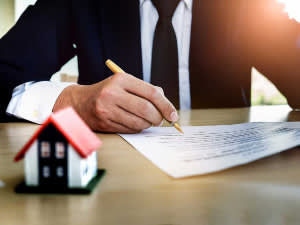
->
[99,0,143,79]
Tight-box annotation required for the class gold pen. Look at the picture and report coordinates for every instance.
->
[105,59,184,134]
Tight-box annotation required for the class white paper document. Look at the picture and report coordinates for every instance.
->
[119,122,300,178]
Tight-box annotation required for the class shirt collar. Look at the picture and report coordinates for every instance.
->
[140,0,193,11]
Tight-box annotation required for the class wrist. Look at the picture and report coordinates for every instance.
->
[52,84,79,112]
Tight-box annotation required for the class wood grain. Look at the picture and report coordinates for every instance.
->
[1,105,300,225]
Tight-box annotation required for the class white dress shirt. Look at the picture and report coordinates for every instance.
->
[6,0,193,124]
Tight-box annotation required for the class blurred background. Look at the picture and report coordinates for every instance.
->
[0,0,294,106]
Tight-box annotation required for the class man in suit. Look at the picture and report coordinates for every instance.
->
[0,0,300,132]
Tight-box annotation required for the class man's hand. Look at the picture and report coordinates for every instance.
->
[53,73,178,133]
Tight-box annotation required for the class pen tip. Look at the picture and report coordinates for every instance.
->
[174,123,184,134]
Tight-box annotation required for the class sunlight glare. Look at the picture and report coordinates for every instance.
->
[277,0,300,23]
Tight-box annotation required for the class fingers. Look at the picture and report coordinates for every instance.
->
[92,108,143,133]
[119,73,178,122]
[116,90,163,126]
[103,120,139,134]
[74,73,178,133]
[114,105,152,130]
[94,103,151,133]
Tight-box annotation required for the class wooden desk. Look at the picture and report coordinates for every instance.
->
[1,105,300,225]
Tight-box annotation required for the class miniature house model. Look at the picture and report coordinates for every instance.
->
[14,107,102,190]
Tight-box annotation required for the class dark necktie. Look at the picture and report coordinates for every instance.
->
[151,0,180,109]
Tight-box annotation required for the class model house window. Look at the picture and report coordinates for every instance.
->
[41,141,50,158]
[55,142,65,159]
[56,166,64,177]
[43,166,50,178]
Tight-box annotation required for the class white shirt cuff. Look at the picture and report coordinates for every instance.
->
[6,81,74,124]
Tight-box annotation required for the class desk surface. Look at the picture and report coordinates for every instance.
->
[1,105,300,225]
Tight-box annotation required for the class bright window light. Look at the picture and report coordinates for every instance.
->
[277,0,300,23]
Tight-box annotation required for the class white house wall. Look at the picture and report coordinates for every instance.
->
[81,151,98,186]
[92,151,98,177]
[68,145,82,187]
[68,145,98,188]
[24,141,38,186]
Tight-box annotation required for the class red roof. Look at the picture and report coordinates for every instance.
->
[14,107,102,162]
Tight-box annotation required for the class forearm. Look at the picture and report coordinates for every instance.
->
[53,84,83,113]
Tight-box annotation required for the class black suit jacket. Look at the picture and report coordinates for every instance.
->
[1,0,300,121]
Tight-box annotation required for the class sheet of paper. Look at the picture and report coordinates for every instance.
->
[119,122,300,178]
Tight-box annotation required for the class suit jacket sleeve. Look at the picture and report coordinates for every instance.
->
[246,0,300,108]
[0,0,75,121]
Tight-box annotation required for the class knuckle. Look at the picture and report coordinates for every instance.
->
[142,121,152,129]
[152,115,163,126]
[132,119,148,130]
[129,123,143,133]
[95,105,110,118]
[155,86,164,95]
[140,101,153,116]
[134,129,143,134]
[99,87,114,100]
[131,119,141,129]
[111,72,124,83]
[149,87,161,100]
